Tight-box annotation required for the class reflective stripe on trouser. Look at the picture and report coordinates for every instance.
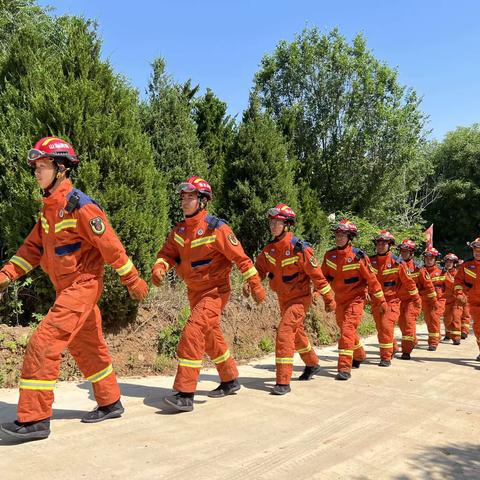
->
[422,297,444,347]
[335,298,366,373]
[173,291,238,393]
[461,304,471,334]
[372,299,400,360]
[398,299,421,354]
[18,278,119,422]
[444,303,463,341]
[470,305,480,350]
[276,297,318,385]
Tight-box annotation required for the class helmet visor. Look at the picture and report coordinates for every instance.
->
[27,149,50,165]
[267,207,281,218]
[177,182,197,194]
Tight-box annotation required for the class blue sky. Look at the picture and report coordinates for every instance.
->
[38,0,480,140]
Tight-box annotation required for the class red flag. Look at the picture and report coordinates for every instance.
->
[424,224,433,249]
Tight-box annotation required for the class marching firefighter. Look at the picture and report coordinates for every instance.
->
[0,137,148,441]
[443,253,463,345]
[422,247,445,350]
[322,220,387,380]
[397,239,437,358]
[454,238,480,361]
[254,204,336,395]
[370,231,420,367]
[458,260,471,339]
[151,176,265,411]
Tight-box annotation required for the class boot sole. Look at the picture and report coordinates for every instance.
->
[0,425,50,440]
[298,365,322,381]
[163,397,193,412]
[81,407,125,424]
[207,384,241,398]
[271,388,291,395]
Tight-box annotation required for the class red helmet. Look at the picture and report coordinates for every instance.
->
[444,253,459,263]
[468,237,480,248]
[333,219,358,237]
[267,204,296,224]
[177,176,213,200]
[373,230,395,245]
[398,239,416,252]
[422,246,441,257]
[27,137,79,167]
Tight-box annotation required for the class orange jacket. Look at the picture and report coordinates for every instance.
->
[321,245,384,305]
[454,258,480,306]
[444,267,458,304]
[401,259,437,304]
[425,265,446,300]
[369,252,419,302]
[154,210,258,293]
[0,179,140,295]
[255,232,333,304]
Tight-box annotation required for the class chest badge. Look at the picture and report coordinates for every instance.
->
[285,250,291,256]
[59,209,65,218]
[387,263,391,268]
[348,257,352,263]
[197,229,204,236]
[178,227,185,233]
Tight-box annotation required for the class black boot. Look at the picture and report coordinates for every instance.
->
[0,418,50,441]
[461,332,468,340]
[81,399,124,423]
[352,359,363,369]
[453,339,461,345]
[207,379,241,398]
[163,392,194,412]
[427,345,437,351]
[401,352,411,360]
[335,371,351,381]
[476,355,480,362]
[271,384,291,395]
[443,335,450,341]
[379,359,391,367]
[298,364,321,381]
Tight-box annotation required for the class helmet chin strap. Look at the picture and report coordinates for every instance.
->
[42,163,67,197]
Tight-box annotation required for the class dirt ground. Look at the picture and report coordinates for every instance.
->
[1,323,479,480]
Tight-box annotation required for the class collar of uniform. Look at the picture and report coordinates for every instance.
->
[42,179,73,207]
[405,258,415,270]
[334,244,352,258]
[375,252,391,266]
[271,231,293,249]
[184,209,207,228]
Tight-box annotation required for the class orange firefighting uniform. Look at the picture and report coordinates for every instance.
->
[398,259,436,353]
[0,180,141,422]
[444,267,463,342]
[461,303,471,336]
[370,253,419,361]
[255,232,334,384]
[454,258,480,351]
[153,209,262,393]
[322,245,385,373]
[424,264,445,347]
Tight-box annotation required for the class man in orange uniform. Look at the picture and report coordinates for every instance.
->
[322,220,387,380]
[151,176,265,411]
[422,247,445,351]
[370,231,420,367]
[254,204,336,395]
[397,239,437,359]
[458,259,471,339]
[454,238,480,361]
[0,137,148,441]
[443,253,462,345]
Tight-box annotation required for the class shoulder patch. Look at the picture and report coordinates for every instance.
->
[227,232,239,246]
[89,216,106,235]
[205,214,228,230]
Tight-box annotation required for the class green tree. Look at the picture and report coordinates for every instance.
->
[0,10,167,325]
[142,58,208,225]
[222,95,299,256]
[425,125,480,257]
[192,88,236,208]
[254,27,429,229]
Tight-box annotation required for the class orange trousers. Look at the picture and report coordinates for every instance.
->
[18,277,120,422]
[335,298,366,373]
[173,288,238,393]
[462,304,471,336]
[275,296,318,384]
[372,299,400,361]
[398,299,421,354]
[443,302,462,342]
[470,305,480,351]
[422,298,444,347]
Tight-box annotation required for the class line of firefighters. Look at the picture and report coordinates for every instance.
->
[0,137,479,442]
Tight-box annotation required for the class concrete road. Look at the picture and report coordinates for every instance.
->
[1,324,479,480]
